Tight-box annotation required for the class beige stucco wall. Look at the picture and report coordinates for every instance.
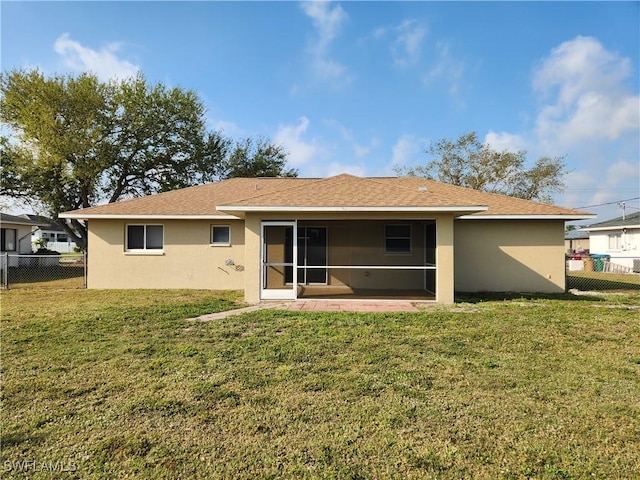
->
[87,215,564,300]
[454,220,565,293]
[87,219,245,289]
[243,212,455,304]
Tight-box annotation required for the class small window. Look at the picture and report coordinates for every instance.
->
[608,233,622,250]
[211,225,231,246]
[1,228,17,252]
[126,225,164,251]
[56,234,68,242]
[385,224,411,254]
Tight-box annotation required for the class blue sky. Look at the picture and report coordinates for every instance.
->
[2,1,639,223]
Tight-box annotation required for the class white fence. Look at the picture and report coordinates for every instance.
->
[35,241,78,254]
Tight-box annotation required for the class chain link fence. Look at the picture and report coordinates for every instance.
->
[566,255,640,292]
[1,253,86,289]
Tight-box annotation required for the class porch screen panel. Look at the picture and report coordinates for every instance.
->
[296,220,437,299]
[264,225,290,289]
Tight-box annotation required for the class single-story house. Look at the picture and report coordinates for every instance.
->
[1,213,46,267]
[22,214,77,253]
[59,174,594,303]
[585,211,640,272]
[565,229,590,255]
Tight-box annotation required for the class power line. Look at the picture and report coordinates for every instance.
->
[575,197,640,209]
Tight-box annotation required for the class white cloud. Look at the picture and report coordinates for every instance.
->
[485,36,639,214]
[391,20,426,67]
[423,41,465,99]
[53,33,139,81]
[300,1,352,86]
[211,119,244,139]
[392,134,427,166]
[532,36,639,149]
[484,131,529,153]
[323,119,381,159]
[274,116,322,166]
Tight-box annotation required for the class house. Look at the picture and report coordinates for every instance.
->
[0,213,46,267]
[59,174,594,303]
[585,211,640,272]
[21,214,77,253]
[565,229,590,255]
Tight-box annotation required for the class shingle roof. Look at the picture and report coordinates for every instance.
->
[565,229,589,240]
[21,214,64,231]
[586,211,640,229]
[217,174,482,209]
[60,174,593,219]
[1,213,46,226]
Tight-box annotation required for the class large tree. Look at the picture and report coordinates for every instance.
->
[0,69,295,249]
[216,137,297,179]
[395,131,566,203]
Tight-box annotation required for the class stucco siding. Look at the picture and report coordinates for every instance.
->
[454,220,565,293]
[87,219,245,289]
[589,228,640,269]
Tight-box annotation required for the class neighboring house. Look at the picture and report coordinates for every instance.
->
[22,214,76,253]
[0,213,45,267]
[565,229,590,255]
[585,211,640,272]
[59,174,594,304]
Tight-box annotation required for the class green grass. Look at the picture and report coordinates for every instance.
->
[567,271,640,291]
[2,290,639,479]
[3,265,85,289]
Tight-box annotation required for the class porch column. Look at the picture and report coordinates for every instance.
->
[436,215,455,304]
[244,213,261,303]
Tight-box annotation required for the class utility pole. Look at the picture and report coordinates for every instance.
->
[618,202,626,221]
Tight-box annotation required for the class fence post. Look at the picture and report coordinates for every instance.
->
[84,251,88,289]
[3,252,8,289]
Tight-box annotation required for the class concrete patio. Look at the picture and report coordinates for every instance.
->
[190,299,424,321]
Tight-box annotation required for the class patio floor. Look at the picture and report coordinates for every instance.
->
[297,285,435,301]
[275,300,421,312]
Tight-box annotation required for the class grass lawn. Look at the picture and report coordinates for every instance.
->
[566,271,640,291]
[1,290,639,479]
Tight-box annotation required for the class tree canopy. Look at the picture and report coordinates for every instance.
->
[394,131,566,203]
[216,137,297,179]
[0,69,295,249]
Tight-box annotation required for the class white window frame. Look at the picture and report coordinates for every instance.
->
[210,225,231,246]
[125,224,164,254]
[608,233,622,251]
[384,224,412,255]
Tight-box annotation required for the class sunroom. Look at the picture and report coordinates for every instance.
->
[259,219,438,301]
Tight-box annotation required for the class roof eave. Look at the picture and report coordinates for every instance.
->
[215,205,489,214]
[585,223,640,231]
[458,214,597,220]
[58,213,242,220]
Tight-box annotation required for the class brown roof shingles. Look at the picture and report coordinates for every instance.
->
[60,174,592,218]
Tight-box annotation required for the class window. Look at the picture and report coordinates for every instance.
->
[211,225,231,246]
[56,233,68,242]
[1,228,17,252]
[385,224,411,254]
[608,233,622,250]
[126,225,163,251]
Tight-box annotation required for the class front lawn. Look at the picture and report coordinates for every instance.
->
[1,290,639,478]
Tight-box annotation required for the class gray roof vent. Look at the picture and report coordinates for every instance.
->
[418,186,428,192]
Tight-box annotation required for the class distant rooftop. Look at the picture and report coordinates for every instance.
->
[587,211,640,229]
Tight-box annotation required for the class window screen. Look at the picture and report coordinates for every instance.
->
[384,224,411,253]
[211,226,231,245]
